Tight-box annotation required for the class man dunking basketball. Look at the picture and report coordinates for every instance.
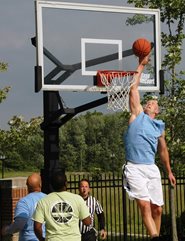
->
[123,54,176,241]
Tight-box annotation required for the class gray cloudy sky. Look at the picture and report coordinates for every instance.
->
[1,0,40,129]
[0,0,127,129]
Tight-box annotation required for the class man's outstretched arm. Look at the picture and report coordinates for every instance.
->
[129,55,150,123]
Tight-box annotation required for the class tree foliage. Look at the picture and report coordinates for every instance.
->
[59,111,129,172]
[0,61,11,103]
[0,116,44,170]
[0,111,130,172]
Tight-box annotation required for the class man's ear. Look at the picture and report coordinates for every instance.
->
[155,106,160,115]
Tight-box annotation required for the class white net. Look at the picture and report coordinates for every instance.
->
[97,71,136,112]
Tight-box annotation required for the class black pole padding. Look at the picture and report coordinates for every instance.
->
[93,75,97,85]
[35,66,42,93]
[159,69,165,94]
[31,36,36,47]
[31,37,42,92]
[151,42,154,49]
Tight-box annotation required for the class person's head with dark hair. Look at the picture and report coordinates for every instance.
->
[79,178,90,188]
[50,171,67,192]
[79,178,91,200]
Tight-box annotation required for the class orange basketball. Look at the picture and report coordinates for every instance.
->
[132,38,151,57]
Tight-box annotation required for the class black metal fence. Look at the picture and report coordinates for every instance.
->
[67,171,185,241]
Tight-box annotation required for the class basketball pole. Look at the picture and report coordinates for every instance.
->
[40,91,60,193]
[40,91,108,193]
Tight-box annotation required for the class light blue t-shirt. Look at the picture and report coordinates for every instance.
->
[14,191,46,241]
[124,112,165,164]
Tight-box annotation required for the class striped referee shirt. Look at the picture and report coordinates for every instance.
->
[79,195,105,234]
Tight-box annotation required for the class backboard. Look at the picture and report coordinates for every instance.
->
[34,0,162,93]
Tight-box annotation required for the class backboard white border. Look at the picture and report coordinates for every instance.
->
[35,0,161,92]
[81,38,122,76]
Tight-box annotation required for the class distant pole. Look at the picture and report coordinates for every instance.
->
[110,153,115,172]
[0,156,6,179]
[122,175,127,241]
[2,161,4,179]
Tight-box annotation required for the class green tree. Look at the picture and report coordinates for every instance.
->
[0,61,11,103]
[0,116,44,170]
[60,116,88,171]
[59,111,130,173]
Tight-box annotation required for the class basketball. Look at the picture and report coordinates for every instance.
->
[132,38,151,57]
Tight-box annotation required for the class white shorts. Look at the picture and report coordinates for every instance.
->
[123,162,164,206]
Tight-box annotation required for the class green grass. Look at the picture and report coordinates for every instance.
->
[2,171,38,178]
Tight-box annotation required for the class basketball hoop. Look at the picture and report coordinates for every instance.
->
[96,70,137,112]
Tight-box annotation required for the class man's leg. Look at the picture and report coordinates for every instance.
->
[136,199,159,237]
[151,203,162,235]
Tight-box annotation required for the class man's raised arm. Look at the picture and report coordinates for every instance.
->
[128,55,150,123]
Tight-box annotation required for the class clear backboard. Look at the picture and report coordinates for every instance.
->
[34,0,162,93]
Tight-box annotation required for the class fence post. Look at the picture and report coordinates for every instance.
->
[122,174,127,241]
[170,186,178,241]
